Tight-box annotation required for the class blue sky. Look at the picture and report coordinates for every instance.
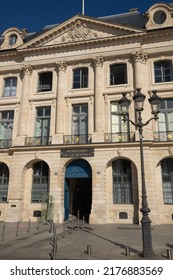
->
[0,1,170,34]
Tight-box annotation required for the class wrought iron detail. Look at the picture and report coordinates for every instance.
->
[153,131,173,142]
[25,136,52,146]
[63,134,92,144]
[0,139,12,148]
[104,132,135,143]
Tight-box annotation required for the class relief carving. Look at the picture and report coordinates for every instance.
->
[131,51,148,64]
[61,20,98,42]
[20,65,33,78]
[55,61,67,72]
[93,56,104,67]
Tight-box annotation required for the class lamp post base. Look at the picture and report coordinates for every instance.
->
[140,215,154,259]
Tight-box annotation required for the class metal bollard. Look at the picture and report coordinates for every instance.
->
[16,221,20,236]
[77,210,80,232]
[87,245,91,255]
[1,223,6,241]
[167,248,172,259]
[27,219,31,233]
[125,246,130,257]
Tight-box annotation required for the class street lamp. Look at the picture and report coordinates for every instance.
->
[118,88,162,258]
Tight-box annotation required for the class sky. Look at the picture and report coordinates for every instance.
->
[0,0,171,34]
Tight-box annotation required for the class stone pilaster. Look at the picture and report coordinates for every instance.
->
[17,65,33,145]
[92,56,104,142]
[131,51,148,89]
[55,61,67,144]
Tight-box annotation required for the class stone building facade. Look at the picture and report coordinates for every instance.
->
[0,3,173,224]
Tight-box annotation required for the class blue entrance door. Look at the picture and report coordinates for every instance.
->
[64,159,92,221]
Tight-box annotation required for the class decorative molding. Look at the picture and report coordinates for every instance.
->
[55,61,67,72]
[117,148,123,156]
[20,65,33,78]
[168,146,173,155]
[61,20,98,42]
[93,56,104,67]
[131,51,148,64]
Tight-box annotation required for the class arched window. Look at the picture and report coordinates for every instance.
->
[0,163,9,202]
[110,63,127,85]
[31,161,49,203]
[161,158,173,204]
[112,159,132,204]
[154,60,173,83]
[73,67,88,89]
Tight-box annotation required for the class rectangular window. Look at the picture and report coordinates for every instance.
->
[111,102,129,142]
[113,160,132,204]
[110,64,127,85]
[0,111,14,140]
[3,77,17,97]
[73,68,88,89]
[157,99,173,141]
[38,72,52,92]
[154,61,173,83]
[35,107,51,145]
[71,104,88,143]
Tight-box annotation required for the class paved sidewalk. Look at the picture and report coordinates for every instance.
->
[0,221,173,260]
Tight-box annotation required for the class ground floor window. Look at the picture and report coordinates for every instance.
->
[161,158,173,204]
[0,163,9,202]
[31,161,49,203]
[112,159,132,204]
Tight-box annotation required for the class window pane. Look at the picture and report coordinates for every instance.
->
[110,64,127,85]
[112,160,132,204]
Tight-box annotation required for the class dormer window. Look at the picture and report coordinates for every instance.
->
[38,72,52,92]
[8,34,18,46]
[153,10,167,24]
[154,60,173,83]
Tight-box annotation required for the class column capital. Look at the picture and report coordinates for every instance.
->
[55,61,67,72]
[93,56,104,67]
[20,64,33,78]
[131,51,148,64]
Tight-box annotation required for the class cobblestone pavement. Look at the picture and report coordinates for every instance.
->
[0,221,173,260]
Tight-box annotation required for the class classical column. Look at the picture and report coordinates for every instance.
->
[18,65,33,139]
[55,61,67,143]
[93,56,104,142]
[131,51,148,89]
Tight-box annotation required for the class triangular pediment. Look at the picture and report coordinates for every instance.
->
[18,14,144,50]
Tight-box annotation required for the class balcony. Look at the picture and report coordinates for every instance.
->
[153,131,173,142]
[0,139,12,148]
[104,132,135,143]
[63,134,92,145]
[25,136,52,146]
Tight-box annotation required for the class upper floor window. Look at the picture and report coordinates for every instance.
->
[73,67,88,89]
[154,60,173,83]
[0,111,14,140]
[110,64,127,85]
[3,77,17,97]
[37,72,52,92]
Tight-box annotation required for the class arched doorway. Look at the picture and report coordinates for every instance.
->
[64,159,92,222]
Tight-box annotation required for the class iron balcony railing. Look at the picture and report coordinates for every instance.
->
[104,132,135,143]
[63,134,92,144]
[153,131,173,142]
[25,136,52,146]
[0,139,12,148]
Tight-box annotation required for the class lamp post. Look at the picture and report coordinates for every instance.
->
[118,88,162,258]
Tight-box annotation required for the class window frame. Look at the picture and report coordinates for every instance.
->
[112,159,132,204]
[72,67,89,89]
[37,72,53,92]
[0,163,9,203]
[109,63,127,86]
[154,60,173,83]
[31,161,49,203]
[3,77,17,97]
